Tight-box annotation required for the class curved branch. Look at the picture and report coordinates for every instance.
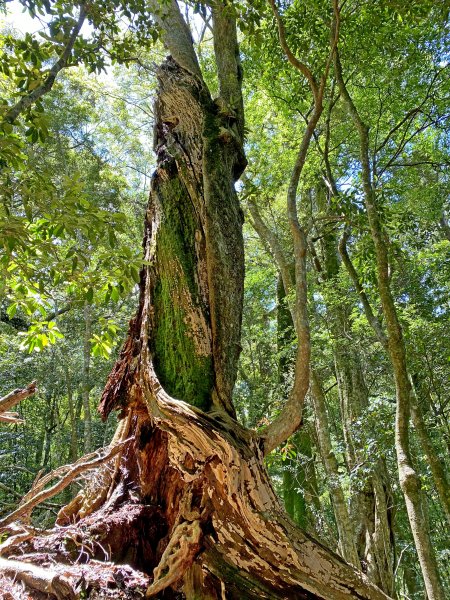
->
[268,0,319,100]
[4,6,86,124]
[259,0,340,455]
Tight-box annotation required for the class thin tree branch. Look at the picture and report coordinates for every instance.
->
[268,0,319,100]
[375,67,448,157]
[338,230,388,348]
[0,440,130,529]
[4,6,86,123]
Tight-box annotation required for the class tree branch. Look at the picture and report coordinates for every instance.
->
[0,440,130,529]
[0,381,36,416]
[211,1,244,139]
[268,0,319,100]
[338,230,388,348]
[259,0,340,455]
[148,0,202,79]
[246,196,294,304]
[4,6,86,124]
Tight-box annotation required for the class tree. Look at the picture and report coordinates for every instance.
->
[0,1,391,598]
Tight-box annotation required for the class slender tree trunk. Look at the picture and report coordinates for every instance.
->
[64,365,78,463]
[410,380,450,526]
[311,371,360,567]
[41,392,56,471]
[82,303,92,453]
[315,182,396,594]
[248,178,395,592]
[278,276,319,532]
[335,48,445,600]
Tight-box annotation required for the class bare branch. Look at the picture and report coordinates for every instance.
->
[0,381,36,415]
[0,412,25,424]
[258,0,341,455]
[0,440,130,529]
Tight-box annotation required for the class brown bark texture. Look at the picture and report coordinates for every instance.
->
[0,57,391,600]
[0,381,36,423]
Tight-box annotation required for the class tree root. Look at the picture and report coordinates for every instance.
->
[0,557,76,599]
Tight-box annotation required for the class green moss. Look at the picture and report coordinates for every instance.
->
[152,175,213,411]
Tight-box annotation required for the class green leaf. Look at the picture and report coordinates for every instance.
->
[6,303,17,318]
[130,265,140,283]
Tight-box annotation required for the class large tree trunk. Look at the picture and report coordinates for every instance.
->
[0,56,389,600]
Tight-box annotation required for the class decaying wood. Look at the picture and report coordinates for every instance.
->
[0,440,130,529]
[0,557,76,600]
[0,381,36,423]
[0,411,25,424]
[0,527,34,556]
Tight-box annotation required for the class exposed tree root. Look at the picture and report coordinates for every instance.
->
[0,378,390,599]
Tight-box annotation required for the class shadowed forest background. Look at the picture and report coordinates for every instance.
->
[0,0,449,598]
